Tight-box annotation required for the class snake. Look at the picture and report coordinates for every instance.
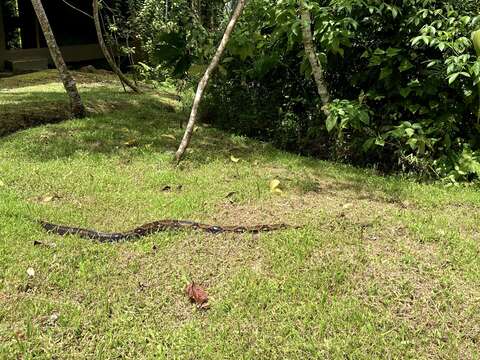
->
[39,219,294,242]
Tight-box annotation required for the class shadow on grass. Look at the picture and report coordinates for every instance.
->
[0,88,177,137]
[1,79,418,203]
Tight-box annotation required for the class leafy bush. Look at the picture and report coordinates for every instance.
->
[202,0,480,182]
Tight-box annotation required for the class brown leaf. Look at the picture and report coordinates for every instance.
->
[185,282,209,309]
[14,330,26,340]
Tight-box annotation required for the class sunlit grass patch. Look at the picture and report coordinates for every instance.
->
[0,71,479,358]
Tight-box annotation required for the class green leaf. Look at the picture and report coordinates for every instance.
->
[362,138,376,152]
[326,115,337,132]
[399,87,412,98]
[448,73,460,84]
[405,128,415,137]
[292,22,300,36]
[358,111,370,125]
[399,59,414,72]
[386,47,401,57]
[407,138,418,149]
[373,48,385,55]
[379,67,392,80]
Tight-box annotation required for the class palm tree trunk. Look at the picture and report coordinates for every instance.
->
[93,0,141,93]
[299,0,330,116]
[175,0,247,162]
[31,0,86,118]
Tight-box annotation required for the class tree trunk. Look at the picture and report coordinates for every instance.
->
[93,0,141,93]
[299,0,330,116]
[175,0,247,162]
[31,0,86,118]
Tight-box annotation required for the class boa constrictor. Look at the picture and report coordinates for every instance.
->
[40,220,294,242]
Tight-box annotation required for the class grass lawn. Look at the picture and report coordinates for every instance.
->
[0,71,479,359]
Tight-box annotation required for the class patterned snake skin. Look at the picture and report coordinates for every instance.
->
[39,220,293,242]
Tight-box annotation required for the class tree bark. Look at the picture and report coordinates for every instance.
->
[93,0,141,93]
[31,0,86,118]
[175,0,247,163]
[299,0,330,116]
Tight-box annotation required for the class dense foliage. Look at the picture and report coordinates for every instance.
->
[200,0,480,182]
[116,0,480,182]
[123,0,230,78]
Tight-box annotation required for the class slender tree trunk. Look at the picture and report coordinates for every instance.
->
[93,0,141,93]
[175,0,247,162]
[299,0,330,116]
[31,0,85,118]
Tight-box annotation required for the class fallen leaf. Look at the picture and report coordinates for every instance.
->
[40,194,60,203]
[49,312,59,324]
[269,179,283,194]
[185,282,209,309]
[342,203,353,209]
[14,330,25,340]
[124,139,138,147]
[226,191,237,204]
[230,155,240,163]
[39,312,60,327]
[161,134,176,140]
[26,268,35,277]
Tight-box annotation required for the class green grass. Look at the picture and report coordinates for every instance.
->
[1,71,479,359]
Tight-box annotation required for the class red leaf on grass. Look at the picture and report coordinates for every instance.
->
[185,282,209,309]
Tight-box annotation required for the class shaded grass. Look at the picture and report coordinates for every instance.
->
[0,70,177,136]
[0,71,479,359]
